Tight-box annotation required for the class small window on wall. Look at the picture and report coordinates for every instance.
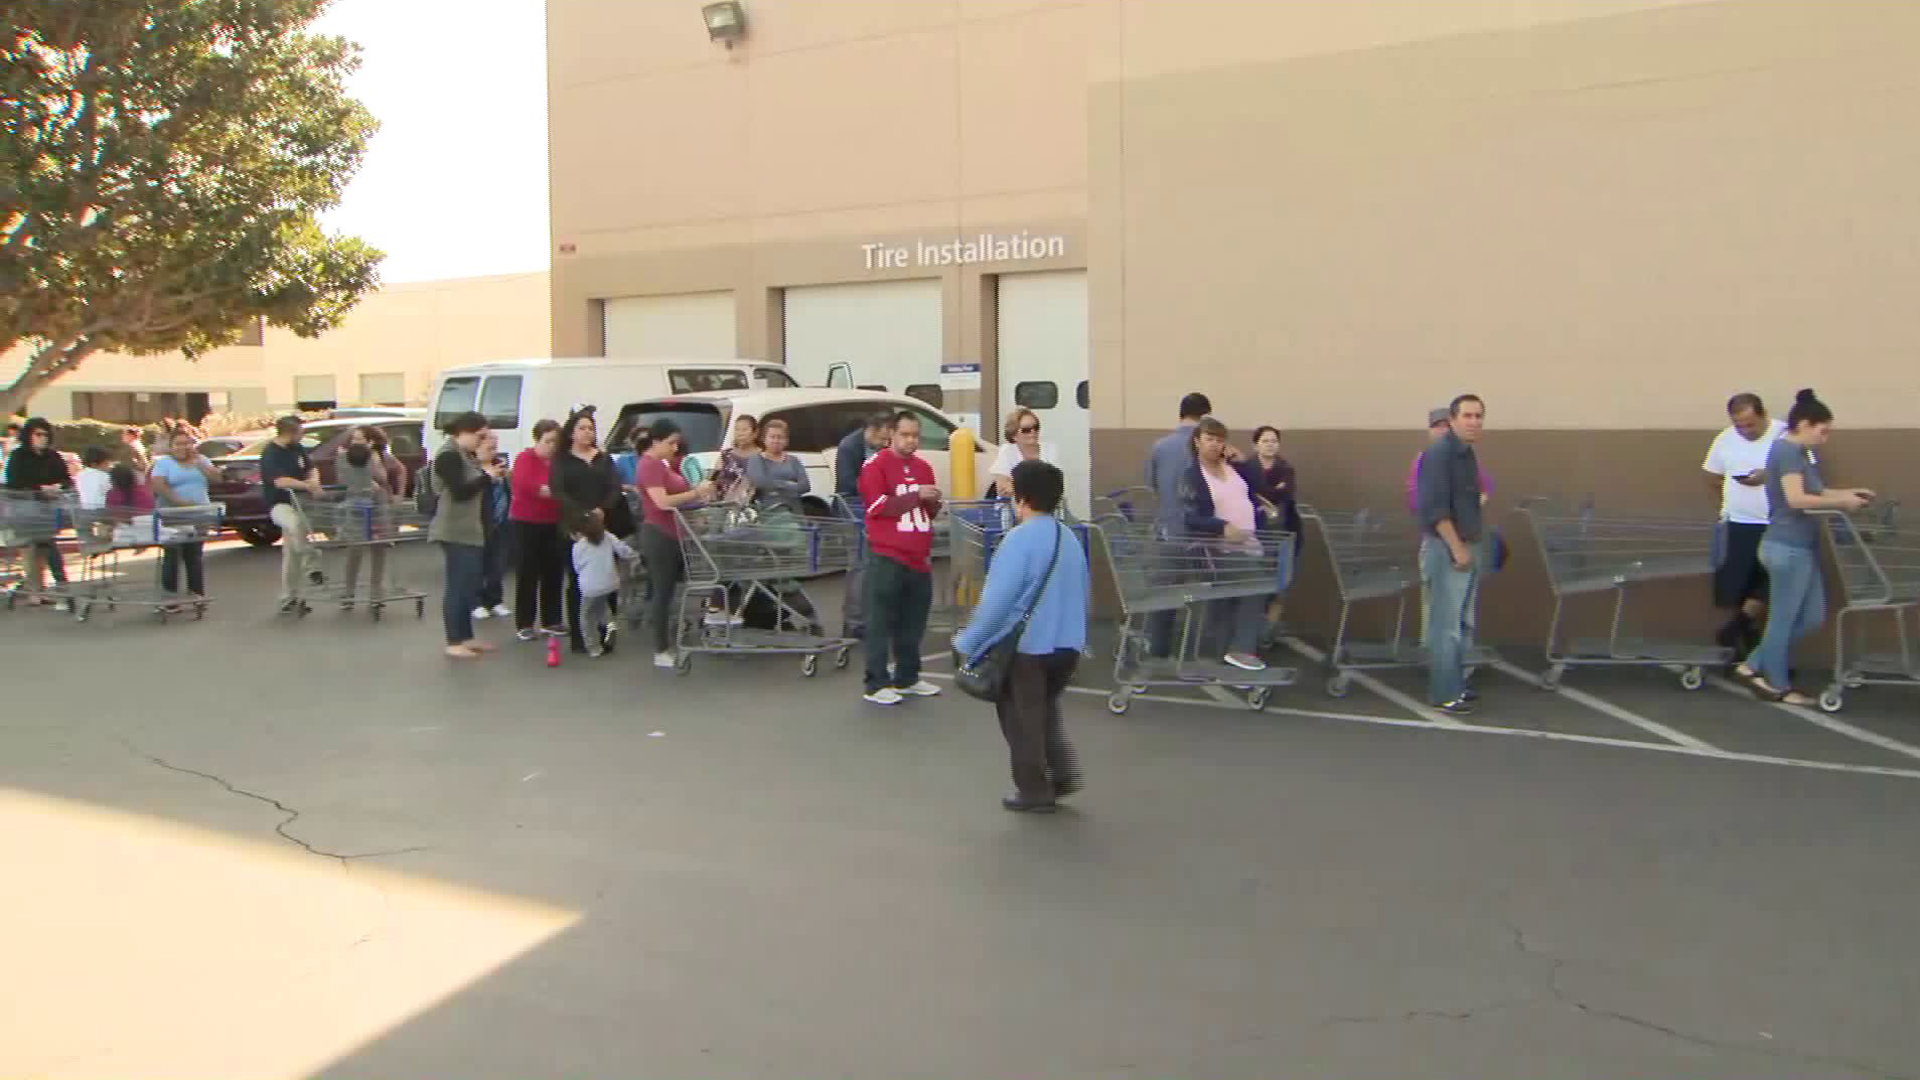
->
[1014,381,1059,410]
[1076,381,1089,409]
[903,384,944,409]
[293,374,337,410]
[359,372,407,406]
[478,375,523,429]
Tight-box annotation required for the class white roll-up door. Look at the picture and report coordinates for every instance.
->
[602,292,737,359]
[996,270,1090,516]
[292,374,338,408]
[782,279,943,392]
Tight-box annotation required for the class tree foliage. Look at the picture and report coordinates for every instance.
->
[0,0,382,414]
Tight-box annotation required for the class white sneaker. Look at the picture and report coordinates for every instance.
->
[1224,653,1268,672]
[653,651,677,669]
[864,687,904,706]
[587,643,605,658]
[471,606,491,621]
[490,604,512,618]
[899,680,943,697]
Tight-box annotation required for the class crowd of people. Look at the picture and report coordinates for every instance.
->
[1,381,1879,807]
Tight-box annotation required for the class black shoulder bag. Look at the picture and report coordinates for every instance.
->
[954,522,1065,702]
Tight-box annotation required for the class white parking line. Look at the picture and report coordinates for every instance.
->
[1279,637,1465,727]
[1489,660,1720,753]
[917,671,1920,781]
[1707,675,1920,763]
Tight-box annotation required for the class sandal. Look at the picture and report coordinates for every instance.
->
[1749,679,1789,702]
[1781,692,1816,707]
[444,644,481,660]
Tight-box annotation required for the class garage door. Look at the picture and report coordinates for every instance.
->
[997,270,1090,516]
[783,279,943,393]
[603,292,737,359]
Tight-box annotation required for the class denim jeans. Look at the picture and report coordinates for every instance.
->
[441,542,485,645]
[1748,540,1824,691]
[1420,537,1476,705]
[864,553,932,693]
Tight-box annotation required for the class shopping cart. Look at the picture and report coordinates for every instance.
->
[1,491,74,610]
[68,504,225,623]
[1814,502,1920,713]
[1519,497,1729,691]
[946,501,1092,630]
[298,491,430,620]
[1090,486,1158,524]
[1300,505,1499,698]
[1096,516,1298,714]
[671,505,862,676]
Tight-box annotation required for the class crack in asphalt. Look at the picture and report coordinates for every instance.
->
[1503,922,1916,1080]
[121,740,428,864]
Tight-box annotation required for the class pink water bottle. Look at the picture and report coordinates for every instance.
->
[546,635,561,668]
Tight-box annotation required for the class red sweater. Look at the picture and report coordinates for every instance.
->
[858,449,941,573]
[509,449,562,524]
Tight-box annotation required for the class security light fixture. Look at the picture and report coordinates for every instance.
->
[702,1,746,47]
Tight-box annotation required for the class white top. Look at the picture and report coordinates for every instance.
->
[572,534,636,598]
[988,441,1058,480]
[76,467,113,510]
[1702,419,1786,525]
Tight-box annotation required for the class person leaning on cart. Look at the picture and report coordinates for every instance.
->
[953,460,1089,814]
[1179,417,1272,673]
[147,427,223,609]
[260,415,326,613]
[3,417,73,609]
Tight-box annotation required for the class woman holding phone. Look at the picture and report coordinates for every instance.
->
[1739,389,1874,704]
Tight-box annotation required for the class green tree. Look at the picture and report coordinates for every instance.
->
[1,0,382,416]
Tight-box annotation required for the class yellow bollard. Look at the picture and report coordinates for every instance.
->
[949,426,977,608]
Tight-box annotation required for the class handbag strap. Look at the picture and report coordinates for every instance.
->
[1011,520,1066,648]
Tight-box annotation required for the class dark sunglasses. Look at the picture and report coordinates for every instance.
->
[1018,424,1041,435]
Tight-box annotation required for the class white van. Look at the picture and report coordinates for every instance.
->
[605,388,996,512]
[425,358,844,455]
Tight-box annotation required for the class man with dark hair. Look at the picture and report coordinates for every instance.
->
[858,410,944,705]
[260,414,326,613]
[1143,392,1213,656]
[1702,391,1784,658]
[1415,394,1486,716]
[835,411,896,642]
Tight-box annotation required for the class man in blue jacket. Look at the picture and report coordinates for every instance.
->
[835,411,894,639]
[954,460,1090,813]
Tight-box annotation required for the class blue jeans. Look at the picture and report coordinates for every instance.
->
[1748,540,1824,691]
[1421,537,1476,705]
[442,542,486,644]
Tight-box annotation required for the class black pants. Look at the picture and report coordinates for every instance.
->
[479,521,512,609]
[640,523,683,654]
[864,554,932,693]
[160,541,205,596]
[513,521,565,631]
[996,649,1082,801]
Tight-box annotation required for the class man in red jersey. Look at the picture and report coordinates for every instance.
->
[858,410,945,706]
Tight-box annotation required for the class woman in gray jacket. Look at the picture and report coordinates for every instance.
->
[431,411,505,659]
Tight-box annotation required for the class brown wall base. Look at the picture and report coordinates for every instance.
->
[1089,427,1918,664]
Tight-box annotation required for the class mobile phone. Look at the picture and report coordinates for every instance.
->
[492,454,508,467]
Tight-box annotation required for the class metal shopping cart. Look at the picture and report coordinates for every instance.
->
[1519,497,1729,691]
[298,491,430,620]
[1,491,74,610]
[947,501,1093,631]
[67,504,225,623]
[671,505,863,676]
[1090,486,1158,524]
[1096,516,1298,714]
[1300,505,1499,698]
[1814,502,1920,713]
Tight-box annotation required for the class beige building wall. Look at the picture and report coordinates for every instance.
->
[547,0,1094,382]
[18,272,551,422]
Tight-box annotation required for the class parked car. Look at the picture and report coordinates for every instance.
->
[194,432,269,461]
[604,388,994,515]
[208,413,428,546]
[425,357,836,460]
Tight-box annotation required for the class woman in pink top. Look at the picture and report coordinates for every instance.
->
[1179,418,1274,672]
[509,419,567,640]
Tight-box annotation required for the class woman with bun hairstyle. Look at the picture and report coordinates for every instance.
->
[1738,389,1875,704]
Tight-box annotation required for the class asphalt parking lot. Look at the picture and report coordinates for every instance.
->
[3,541,1918,1079]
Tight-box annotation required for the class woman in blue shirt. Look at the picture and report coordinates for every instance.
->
[954,460,1090,813]
[146,428,222,608]
[1740,389,1874,704]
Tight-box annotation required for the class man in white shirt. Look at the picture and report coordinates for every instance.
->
[1702,392,1785,658]
[75,446,116,509]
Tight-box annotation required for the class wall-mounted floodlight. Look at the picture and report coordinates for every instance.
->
[702,2,747,48]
